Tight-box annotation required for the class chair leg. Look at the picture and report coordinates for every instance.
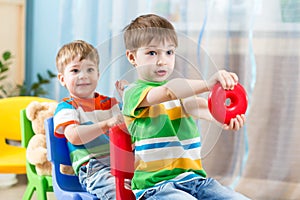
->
[36,187,47,200]
[22,183,35,200]
[115,178,135,200]
[35,178,48,200]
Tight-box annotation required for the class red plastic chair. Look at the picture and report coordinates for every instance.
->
[110,123,135,200]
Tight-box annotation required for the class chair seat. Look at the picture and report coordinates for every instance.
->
[0,96,56,175]
[0,146,26,174]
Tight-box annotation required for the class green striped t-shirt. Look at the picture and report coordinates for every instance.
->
[122,79,206,199]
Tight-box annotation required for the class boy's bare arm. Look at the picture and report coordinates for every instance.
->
[138,70,238,108]
[181,96,212,121]
[64,114,124,145]
[138,78,209,107]
[182,96,246,131]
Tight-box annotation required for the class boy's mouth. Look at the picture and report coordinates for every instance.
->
[156,70,167,76]
[77,83,91,86]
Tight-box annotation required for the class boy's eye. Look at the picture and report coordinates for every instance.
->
[71,69,79,73]
[147,51,157,56]
[88,68,95,72]
[167,50,174,55]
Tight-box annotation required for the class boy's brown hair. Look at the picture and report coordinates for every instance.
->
[56,40,99,73]
[123,14,178,51]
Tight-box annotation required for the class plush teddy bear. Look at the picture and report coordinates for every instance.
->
[25,100,75,176]
[25,101,58,176]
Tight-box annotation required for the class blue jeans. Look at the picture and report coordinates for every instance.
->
[141,178,251,200]
[78,157,116,200]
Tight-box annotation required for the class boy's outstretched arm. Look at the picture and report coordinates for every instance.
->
[181,96,212,121]
[139,70,238,108]
[182,96,246,131]
[138,78,209,107]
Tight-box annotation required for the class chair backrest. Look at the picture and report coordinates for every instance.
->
[110,123,135,200]
[0,96,54,146]
[20,109,34,148]
[45,117,83,190]
[20,109,42,175]
[20,109,35,148]
[45,117,97,200]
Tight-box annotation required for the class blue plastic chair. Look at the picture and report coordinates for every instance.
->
[45,117,97,200]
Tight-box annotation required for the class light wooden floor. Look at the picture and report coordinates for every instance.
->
[0,174,56,200]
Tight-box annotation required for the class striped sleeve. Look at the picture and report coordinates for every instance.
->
[122,83,152,118]
[53,101,79,138]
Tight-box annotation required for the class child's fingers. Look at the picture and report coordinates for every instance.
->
[217,71,238,90]
[233,118,240,130]
[236,114,245,127]
[231,115,246,131]
[222,124,230,130]
[230,72,239,83]
[224,73,238,90]
[116,114,124,124]
[222,115,245,131]
[115,81,121,92]
[229,118,237,130]
[216,71,231,90]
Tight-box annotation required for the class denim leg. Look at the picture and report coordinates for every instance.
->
[141,182,197,200]
[176,178,251,200]
[78,158,116,200]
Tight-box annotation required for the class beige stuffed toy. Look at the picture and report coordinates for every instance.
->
[25,101,58,176]
[25,101,75,176]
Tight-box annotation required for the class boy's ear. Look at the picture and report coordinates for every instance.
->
[57,73,66,87]
[126,50,136,66]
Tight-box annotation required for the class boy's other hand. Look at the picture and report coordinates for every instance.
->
[222,114,246,131]
[208,70,238,90]
[115,80,129,98]
[107,114,124,129]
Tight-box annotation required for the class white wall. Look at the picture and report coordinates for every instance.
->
[0,0,25,85]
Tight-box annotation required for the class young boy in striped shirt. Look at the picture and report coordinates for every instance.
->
[54,40,125,199]
[122,14,249,200]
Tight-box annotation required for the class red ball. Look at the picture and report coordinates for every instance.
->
[208,83,248,125]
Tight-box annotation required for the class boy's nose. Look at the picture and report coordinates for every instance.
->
[78,71,88,78]
[157,56,167,66]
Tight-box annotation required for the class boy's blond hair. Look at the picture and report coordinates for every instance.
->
[123,14,178,51]
[56,40,99,73]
